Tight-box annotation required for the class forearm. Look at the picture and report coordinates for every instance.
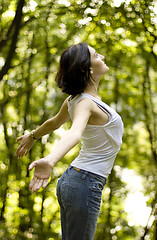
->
[32,119,58,139]
[45,129,81,167]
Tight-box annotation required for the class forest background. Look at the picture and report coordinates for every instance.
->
[0,0,157,239]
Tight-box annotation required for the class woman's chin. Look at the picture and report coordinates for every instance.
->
[104,65,109,73]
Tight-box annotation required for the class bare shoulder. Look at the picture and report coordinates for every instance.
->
[76,97,96,110]
[63,96,69,105]
[73,97,94,120]
[59,97,69,111]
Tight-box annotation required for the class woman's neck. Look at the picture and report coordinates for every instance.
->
[83,83,101,100]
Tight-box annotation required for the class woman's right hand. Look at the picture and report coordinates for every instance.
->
[16,134,35,158]
[29,157,53,192]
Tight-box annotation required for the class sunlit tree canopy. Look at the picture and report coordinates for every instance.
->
[0,0,157,239]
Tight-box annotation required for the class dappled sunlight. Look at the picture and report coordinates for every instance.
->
[0,0,156,239]
[124,192,152,227]
[121,168,152,227]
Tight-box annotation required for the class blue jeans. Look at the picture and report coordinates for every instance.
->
[56,166,106,240]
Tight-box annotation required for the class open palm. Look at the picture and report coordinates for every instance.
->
[29,158,53,192]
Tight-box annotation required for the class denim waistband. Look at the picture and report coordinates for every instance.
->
[69,165,106,185]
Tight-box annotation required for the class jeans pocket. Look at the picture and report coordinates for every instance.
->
[60,183,76,209]
[88,181,103,212]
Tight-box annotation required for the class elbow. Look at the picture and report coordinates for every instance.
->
[75,134,81,144]
[67,128,82,145]
[73,131,82,144]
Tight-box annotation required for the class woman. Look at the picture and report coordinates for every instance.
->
[16,42,123,240]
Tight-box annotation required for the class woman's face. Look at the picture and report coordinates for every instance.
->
[88,46,109,77]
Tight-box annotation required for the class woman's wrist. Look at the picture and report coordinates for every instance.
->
[48,160,55,168]
[30,130,38,140]
[45,154,57,168]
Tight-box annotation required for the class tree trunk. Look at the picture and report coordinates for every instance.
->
[0,0,25,81]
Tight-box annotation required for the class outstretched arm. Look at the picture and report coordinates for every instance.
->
[16,97,70,158]
[29,98,94,192]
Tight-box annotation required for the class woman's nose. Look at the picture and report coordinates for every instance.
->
[99,54,104,60]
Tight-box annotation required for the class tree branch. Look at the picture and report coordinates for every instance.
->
[0,0,25,81]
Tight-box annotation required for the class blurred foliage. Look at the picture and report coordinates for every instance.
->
[0,0,157,239]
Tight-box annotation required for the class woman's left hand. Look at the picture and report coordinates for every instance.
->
[16,134,35,158]
[28,158,53,192]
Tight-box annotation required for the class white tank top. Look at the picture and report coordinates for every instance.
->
[67,93,124,178]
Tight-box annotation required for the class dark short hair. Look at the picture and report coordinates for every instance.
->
[55,42,92,95]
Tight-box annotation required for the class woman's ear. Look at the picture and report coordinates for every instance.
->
[90,68,93,74]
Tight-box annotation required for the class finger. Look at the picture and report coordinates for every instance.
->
[16,143,24,156]
[28,161,37,171]
[24,146,31,156]
[17,148,26,158]
[32,179,40,192]
[34,179,43,191]
[29,175,36,190]
[43,179,49,188]
[16,142,33,157]
[17,148,24,158]
[24,149,28,156]
[19,146,28,158]
[16,136,23,143]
